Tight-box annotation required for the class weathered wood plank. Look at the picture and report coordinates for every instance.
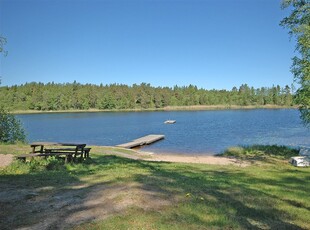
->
[116,134,165,148]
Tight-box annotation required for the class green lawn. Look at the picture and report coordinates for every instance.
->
[0,145,309,229]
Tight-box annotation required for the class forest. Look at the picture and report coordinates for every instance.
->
[0,82,295,111]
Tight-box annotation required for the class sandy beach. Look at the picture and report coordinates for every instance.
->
[144,154,246,166]
[0,146,248,168]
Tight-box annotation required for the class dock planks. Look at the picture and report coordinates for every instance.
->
[116,134,165,149]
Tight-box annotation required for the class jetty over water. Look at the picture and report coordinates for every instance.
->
[116,134,165,149]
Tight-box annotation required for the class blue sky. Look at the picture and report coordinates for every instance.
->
[0,0,296,90]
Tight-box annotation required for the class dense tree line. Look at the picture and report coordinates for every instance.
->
[0,82,295,111]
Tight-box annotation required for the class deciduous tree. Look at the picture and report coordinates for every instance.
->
[0,36,26,143]
[0,107,26,143]
[280,0,310,125]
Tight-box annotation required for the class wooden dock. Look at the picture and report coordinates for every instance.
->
[116,134,165,149]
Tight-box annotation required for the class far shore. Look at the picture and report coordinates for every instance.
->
[12,104,298,114]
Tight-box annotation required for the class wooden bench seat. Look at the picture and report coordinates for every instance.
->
[17,153,45,161]
[45,148,92,158]
[46,147,92,160]
[45,148,78,151]
[44,148,83,154]
[45,148,84,162]
[17,152,74,162]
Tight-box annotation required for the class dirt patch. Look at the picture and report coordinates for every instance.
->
[0,154,14,168]
[64,183,173,228]
[0,182,174,230]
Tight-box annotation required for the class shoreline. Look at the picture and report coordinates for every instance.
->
[97,146,249,167]
[12,105,297,114]
[143,154,248,166]
[0,146,247,167]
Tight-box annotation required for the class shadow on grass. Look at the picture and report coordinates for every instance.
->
[0,170,79,229]
[0,155,154,229]
[130,160,308,229]
[0,154,309,229]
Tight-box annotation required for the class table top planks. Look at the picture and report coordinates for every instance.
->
[30,142,86,147]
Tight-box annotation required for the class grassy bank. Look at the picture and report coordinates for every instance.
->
[0,145,309,229]
[11,104,297,114]
[221,145,300,162]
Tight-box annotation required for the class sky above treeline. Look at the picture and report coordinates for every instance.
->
[0,0,296,90]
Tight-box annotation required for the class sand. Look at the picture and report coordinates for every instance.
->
[0,154,14,167]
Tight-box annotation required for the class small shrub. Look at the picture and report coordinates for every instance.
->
[246,145,299,158]
[28,158,46,171]
[1,159,31,174]
[1,157,66,173]
[222,146,244,157]
[0,107,26,143]
[45,156,65,170]
[222,145,298,160]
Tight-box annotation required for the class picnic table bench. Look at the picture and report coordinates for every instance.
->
[17,142,91,163]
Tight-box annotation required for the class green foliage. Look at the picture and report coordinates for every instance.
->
[0,107,26,143]
[2,159,32,174]
[3,156,66,174]
[42,156,66,171]
[0,82,295,111]
[281,0,310,125]
[222,145,299,160]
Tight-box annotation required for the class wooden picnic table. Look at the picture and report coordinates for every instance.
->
[30,142,86,153]
[17,142,91,163]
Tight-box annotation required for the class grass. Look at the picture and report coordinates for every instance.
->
[0,144,309,229]
[0,142,29,155]
[221,145,300,163]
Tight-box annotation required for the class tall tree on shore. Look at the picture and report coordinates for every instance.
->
[280,0,310,125]
[0,36,26,143]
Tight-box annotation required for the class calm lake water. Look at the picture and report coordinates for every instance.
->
[17,109,310,155]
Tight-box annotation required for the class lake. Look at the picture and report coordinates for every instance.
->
[17,109,310,155]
